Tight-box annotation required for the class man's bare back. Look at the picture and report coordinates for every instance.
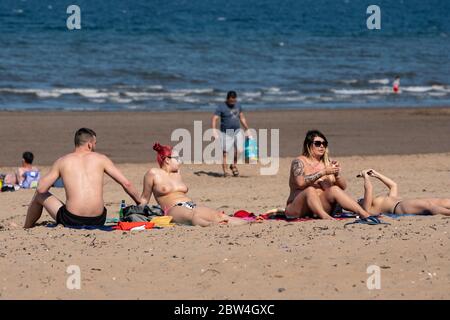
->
[24,128,141,228]
[57,152,110,216]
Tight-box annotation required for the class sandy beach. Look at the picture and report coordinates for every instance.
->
[0,108,449,300]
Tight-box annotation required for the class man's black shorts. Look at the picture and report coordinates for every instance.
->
[56,205,107,227]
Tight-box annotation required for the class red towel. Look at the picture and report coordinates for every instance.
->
[113,221,155,231]
[234,210,257,218]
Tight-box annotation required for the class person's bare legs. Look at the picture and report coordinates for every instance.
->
[193,207,248,226]
[232,147,238,173]
[322,186,372,218]
[168,206,247,226]
[287,187,333,219]
[428,198,450,210]
[397,199,450,216]
[24,191,64,228]
[218,214,249,225]
[222,152,229,177]
[285,191,308,218]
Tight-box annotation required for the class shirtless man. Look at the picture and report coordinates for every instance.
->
[358,169,450,216]
[24,128,141,228]
[139,143,247,226]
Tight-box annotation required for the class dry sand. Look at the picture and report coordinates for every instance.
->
[1,153,449,299]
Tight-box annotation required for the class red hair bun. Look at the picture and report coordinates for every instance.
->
[153,142,172,166]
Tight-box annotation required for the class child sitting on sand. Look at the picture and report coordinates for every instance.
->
[357,169,450,216]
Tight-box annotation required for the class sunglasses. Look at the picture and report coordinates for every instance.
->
[167,155,182,162]
[312,140,328,148]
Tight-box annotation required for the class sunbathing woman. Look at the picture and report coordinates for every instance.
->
[285,130,371,220]
[357,169,450,216]
[139,143,248,226]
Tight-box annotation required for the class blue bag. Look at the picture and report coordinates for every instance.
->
[244,137,258,162]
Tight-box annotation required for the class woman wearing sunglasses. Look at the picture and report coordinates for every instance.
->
[357,169,450,216]
[285,130,371,220]
[139,143,247,226]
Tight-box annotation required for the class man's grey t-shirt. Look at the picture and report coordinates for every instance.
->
[214,103,242,133]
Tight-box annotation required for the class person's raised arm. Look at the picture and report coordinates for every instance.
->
[36,160,60,194]
[370,169,398,197]
[139,170,155,206]
[103,156,141,205]
[291,158,338,190]
[331,160,347,190]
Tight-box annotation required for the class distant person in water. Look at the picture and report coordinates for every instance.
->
[212,91,251,177]
[3,151,40,188]
[139,143,248,226]
[393,76,400,93]
[357,169,450,216]
[24,128,141,228]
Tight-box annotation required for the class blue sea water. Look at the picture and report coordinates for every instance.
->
[0,0,449,111]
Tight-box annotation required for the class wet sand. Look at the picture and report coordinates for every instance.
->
[1,107,450,166]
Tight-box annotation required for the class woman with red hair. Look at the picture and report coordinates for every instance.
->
[139,143,247,226]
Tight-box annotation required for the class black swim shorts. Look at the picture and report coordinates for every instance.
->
[56,205,107,227]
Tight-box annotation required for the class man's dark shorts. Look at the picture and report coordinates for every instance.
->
[56,205,107,227]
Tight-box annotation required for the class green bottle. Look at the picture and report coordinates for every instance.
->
[119,200,126,220]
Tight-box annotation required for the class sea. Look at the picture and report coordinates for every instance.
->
[0,0,449,111]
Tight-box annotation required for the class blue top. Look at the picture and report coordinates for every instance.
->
[21,170,40,189]
[214,103,242,132]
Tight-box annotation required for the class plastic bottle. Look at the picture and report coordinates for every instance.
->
[119,200,126,220]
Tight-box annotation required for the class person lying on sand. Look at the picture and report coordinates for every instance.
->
[139,143,248,226]
[285,130,371,220]
[357,169,450,216]
[24,128,141,228]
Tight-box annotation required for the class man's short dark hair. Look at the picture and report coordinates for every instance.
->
[22,151,34,164]
[226,91,237,100]
[74,128,96,147]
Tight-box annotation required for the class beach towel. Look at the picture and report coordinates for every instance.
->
[233,210,351,222]
[113,221,155,231]
[46,223,115,231]
[381,213,431,219]
[53,177,64,188]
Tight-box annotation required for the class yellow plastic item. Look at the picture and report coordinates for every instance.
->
[150,216,175,228]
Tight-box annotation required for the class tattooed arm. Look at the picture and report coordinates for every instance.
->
[291,159,324,190]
